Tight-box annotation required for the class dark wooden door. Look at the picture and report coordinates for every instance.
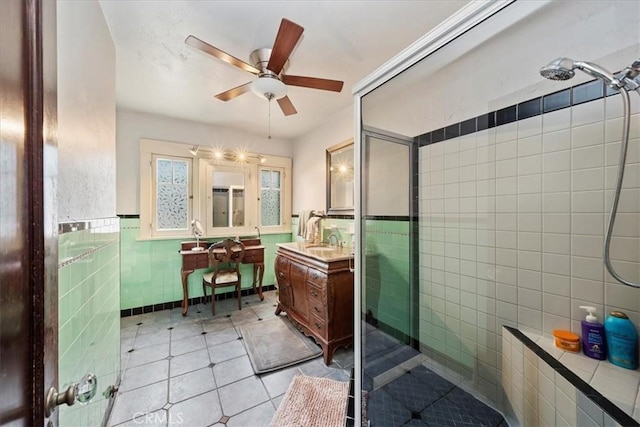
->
[0,0,58,425]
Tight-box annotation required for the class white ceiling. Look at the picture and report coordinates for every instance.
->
[99,1,469,140]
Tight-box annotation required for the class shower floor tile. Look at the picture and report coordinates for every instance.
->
[364,325,505,427]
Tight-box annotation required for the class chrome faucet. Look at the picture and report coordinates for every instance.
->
[327,233,342,248]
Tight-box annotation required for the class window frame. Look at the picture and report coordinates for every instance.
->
[151,154,193,235]
[258,165,285,229]
[202,161,256,236]
[139,138,291,239]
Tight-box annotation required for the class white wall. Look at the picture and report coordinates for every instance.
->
[57,0,116,221]
[116,108,294,214]
[292,105,353,214]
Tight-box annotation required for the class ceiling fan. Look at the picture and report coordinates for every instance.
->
[185,18,344,116]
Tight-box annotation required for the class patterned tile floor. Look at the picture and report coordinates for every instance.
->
[108,290,352,427]
[363,326,507,427]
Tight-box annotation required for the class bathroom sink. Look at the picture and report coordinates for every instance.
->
[306,245,337,251]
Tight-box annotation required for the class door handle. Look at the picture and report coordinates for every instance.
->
[45,373,97,417]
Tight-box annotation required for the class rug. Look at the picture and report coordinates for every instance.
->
[269,375,349,427]
[240,316,322,374]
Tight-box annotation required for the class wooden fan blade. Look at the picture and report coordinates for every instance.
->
[214,82,252,101]
[277,96,297,116]
[186,35,260,75]
[267,19,304,75]
[282,75,344,92]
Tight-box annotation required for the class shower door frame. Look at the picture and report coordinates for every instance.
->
[360,128,418,347]
[351,1,554,424]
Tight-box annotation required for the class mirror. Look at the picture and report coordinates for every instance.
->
[212,171,245,227]
[326,139,354,215]
[190,219,205,251]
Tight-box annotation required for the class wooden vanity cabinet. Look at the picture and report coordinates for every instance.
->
[274,246,354,365]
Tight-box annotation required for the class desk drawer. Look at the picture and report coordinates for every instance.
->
[182,253,208,270]
[243,248,264,264]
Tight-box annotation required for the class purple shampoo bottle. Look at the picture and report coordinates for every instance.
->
[580,306,606,360]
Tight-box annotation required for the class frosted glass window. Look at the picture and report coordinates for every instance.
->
[155,158,189,230]
[261,169,281,227]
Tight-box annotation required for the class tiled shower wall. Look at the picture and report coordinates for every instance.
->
[58,218,120,426]
[362,219,411,339]
[418,90,640,406]
[120,217,291,310]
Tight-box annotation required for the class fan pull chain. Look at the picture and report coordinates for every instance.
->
[265,92,274,140]
[268,96,272,140]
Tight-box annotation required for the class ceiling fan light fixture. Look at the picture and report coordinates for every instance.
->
[250,76,287,100]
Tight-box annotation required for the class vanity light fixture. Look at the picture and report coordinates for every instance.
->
[208,146,265,164]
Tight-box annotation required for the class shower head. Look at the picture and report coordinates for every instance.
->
[540,57,621,87]
[540,58,576,81]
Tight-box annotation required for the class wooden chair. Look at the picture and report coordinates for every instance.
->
[202,239,245,315]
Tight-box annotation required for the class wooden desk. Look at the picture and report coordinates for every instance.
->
[179,239,265,316]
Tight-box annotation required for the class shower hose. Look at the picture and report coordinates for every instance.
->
[604,86,638,287]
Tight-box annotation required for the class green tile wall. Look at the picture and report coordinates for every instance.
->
[362,219,411,336]
[119,217,292,310]
[58,218,121,426]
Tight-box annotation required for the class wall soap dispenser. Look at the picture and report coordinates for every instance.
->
[579,306,606,360]
[605,311,638,370]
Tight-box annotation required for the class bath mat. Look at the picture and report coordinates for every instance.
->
[269,375,349,427]
[240,316,322,374]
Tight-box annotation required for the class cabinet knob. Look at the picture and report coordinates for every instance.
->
[310,290,317,297]
[314,306,320,313]
[314,322,321,329]
[278,272,285,278]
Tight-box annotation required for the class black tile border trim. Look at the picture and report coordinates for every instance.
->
[363,215,411,222]
[295,214,409,221]
[418,78,609,147]
[504,326,639,427]
[117,214,140,219]
[120,284,276,318]
[292,214,355,220]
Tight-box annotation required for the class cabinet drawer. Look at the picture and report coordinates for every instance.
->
[309,298,326,320]
[309,314,327,338]
[307,268,327,286]
[307,283,322,302]
[183,253,208,270]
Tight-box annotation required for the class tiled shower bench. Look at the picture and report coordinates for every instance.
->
[502,326,640,427]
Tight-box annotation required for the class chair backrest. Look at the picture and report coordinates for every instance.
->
[208,238,245,272]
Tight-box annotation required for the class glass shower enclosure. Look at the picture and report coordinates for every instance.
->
[354,1,640,425]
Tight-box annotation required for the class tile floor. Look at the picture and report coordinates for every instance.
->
[362,324,506,427]
[108,290,353,427]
